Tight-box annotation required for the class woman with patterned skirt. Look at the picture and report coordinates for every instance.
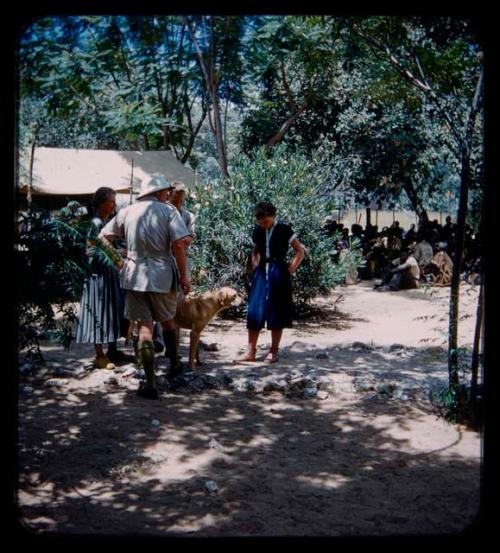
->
[76,187,131,368]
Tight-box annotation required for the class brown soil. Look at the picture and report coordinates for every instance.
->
[17,280,483,537]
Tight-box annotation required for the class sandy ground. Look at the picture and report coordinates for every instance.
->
[16,280,483,537]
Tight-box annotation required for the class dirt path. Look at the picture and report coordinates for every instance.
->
[17,281,483,537]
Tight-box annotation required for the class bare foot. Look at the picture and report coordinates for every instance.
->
[232,353,257,364]
[263,352,279,364]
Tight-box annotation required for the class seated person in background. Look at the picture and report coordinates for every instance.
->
[403,223,417,248]
[423,248,453,286]
[361,242,390,280]
[390,220,404,240]
[413,231,434,274]
[387,228,403,259]
[375,249,420,291]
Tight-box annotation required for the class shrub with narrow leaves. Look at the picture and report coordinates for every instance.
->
[16,202,116,363]
[188,145,364,314]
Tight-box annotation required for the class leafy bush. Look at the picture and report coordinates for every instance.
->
[188,144,364,315]
[16,202,104,364]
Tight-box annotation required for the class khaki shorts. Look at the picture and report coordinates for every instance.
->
[125,289,179,323]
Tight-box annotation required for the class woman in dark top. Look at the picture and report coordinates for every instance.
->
[236,202,304,364]
[76,187,130,368]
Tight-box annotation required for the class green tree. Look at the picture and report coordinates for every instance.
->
[184,15,246,178]
[189,144,364,311]
[18,16,208,161]
[342,15,484,410]
[240,16,342,154]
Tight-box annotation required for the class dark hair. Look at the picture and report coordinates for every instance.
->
[93,187,116,209]
[253,201,276,220]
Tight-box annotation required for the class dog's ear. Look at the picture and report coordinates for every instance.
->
[218,290,227,305]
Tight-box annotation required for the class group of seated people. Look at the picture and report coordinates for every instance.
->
[323,216,482,291]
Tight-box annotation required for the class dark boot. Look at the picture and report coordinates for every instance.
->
[163,328,183,377]
[136,340,158,397]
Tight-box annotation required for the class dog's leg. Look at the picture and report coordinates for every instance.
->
[189,330,201,371]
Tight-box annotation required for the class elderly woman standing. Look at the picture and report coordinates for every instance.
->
[76,187,130,368]
[236,201,305,364]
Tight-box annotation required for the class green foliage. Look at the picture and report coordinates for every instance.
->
[15,202,120,363]
[433,384,469,424]
[241,16,341,153]
[189,145,364,313]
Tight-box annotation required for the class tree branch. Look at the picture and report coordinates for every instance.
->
[350,24,465,151]
[280,60,297,112]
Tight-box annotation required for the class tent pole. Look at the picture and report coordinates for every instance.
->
[28,124,39,208]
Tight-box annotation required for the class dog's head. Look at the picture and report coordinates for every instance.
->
[217,287,239,308]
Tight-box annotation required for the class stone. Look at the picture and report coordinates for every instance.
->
[263,379,287,393]
[376,382,397,396]
[389,344,405,351]
[353,379,376,393]
[45,378,67,388]
[231,379,249,393]
[209,438,224,452]
[317,390,329,400]
[19,363,34,375]
[303,386,318,399]
[53,367,74,377]
[393,389,409,400]
[22,386,34,395]
[315,352,329,360]
[204,480,219,494]
[246,379,265,393]
[352,341,374,351]
[285,370,303,383]
[425,346,446,355]
[150,419,161,428]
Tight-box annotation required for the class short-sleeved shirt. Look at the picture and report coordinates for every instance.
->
[252,221,297,264]
[99,196,189,293]
[180,207,195,236]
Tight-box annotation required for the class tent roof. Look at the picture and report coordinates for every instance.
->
[17,147,197,196]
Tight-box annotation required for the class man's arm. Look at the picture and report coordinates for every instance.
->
[392,260,411,273]
[172,237,191,294]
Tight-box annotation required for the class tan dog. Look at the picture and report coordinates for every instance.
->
[174,286,238,370]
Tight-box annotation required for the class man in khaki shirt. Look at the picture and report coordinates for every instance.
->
[100,174,191,399]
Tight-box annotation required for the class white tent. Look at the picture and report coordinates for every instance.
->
[17,147,197,197]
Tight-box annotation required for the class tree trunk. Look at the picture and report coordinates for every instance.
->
[402,180,429,227]
[447,69,483,392]
[447,144,471,391]
[469,274,483,424]
[184,16,229,178]
[212,90,229,178]
[181,106,207,164]
[365,207,371,226]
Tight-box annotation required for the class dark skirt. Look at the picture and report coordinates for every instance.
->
[247,260,294,330]
[76,264,126,344]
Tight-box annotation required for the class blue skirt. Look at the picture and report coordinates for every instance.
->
[247,261,294,330]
